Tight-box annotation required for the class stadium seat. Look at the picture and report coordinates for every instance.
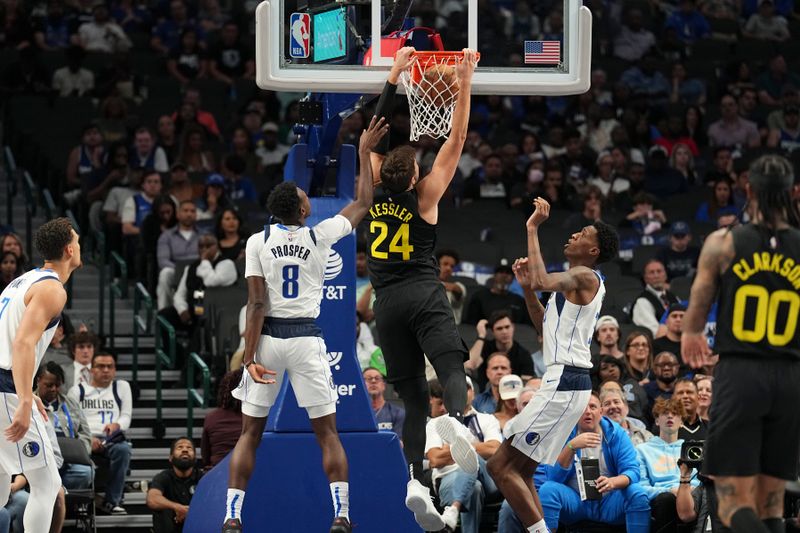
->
[631,245,659,275]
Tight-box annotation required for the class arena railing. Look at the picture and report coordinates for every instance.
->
[154,315,176,440]
[92,229,107,338]
[132,282,153,384]
[42,188,57,221]
[3,146,16,228]
[108,251,128,351]
[186,352,210,436]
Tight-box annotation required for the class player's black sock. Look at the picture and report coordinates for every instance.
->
[373,81,397,156]
[730,508,770,533]
[762,518,785,533]
[393,376,429,481]
[431,352,468,423]
[407,461,424,482]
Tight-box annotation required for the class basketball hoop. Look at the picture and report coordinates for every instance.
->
[399,51,479,141]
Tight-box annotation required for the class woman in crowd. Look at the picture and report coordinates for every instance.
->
[669,142,698,186]
[695,177,739,223]
[684,106,707,148]
[0,232,30,271]
[0,251,23,292]
[695,376,713,422]
[624,331,654,385]
[196,175,231,222]
[229,126,261,178]
[215,208,247,261]
[178,125,216,173]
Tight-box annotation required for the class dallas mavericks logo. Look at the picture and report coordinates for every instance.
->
[22,441,40,457]
[324,250,343,281]
[525,432,541,446]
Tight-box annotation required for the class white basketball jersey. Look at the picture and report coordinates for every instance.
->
[0,269,63,373]
[244,216,352,319]
[542,271,605,369]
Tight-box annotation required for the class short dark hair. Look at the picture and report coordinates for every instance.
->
[674,377,697,391]
[428,379,443,399]
[435,249,460,264]
[68,331,99,357]
[37,361,65,384]
[380,146,417,193]
[488,310,512,329]
[35,218,75,261]
[592,220,619,264]
[170,437,194,454]
[654,350,679,363]
[92,352,116,364]
[267,182,301,224]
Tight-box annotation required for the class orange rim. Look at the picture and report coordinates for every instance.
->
[403,51,480,84]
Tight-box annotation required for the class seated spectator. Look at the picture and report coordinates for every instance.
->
[177,125,216,173]
[151,0,205,56]
[539,392,650,532]
[111,0,152,33]
[167,28,207,85]
[436,249,467,324]
[673,378,708,440]
[215,208,247,261]
[229,127,262,179]
[669,62,706,107]
[425,377,501,532]
[597,356,649,422]
[363,367,405,438]
[463,267,530,325]
[689,375,711,423]
[467,310,534,391]
[122,170,162,237]
[558,128,595,186]
[196,175,232,223]
[463,154,509,202]
[668,143,698,185]
[156,200,200,310]
[509,166,543,216]
[59,329,98,390]
[158,233,237,375]
[757,55,800,107]
[622,191,667,236]
[147,437,202,532]
[33,0,76,50]
[66,123,105,195]
[0,251,23,292]
[696,177,739,223]
[600,388,653,445]
[700,0,741,19]
[636,397,704,531]
[620,56,671,104]
[255,122,290,167]
[142,195,178,285]
[587,154,629,200]
[654,301,685,353]
[130,127,169,173]
[766,85,799,130]
[685,105,708,148]
[167,163,194,204]
[704,146,735,185]
[644,146,688,197]
[501,386,536,439]
[655,115,700,158]
[221,155,257,204]
[655,222,700,280]
[767,105,800,154]
[158,115,180,165]
[631,259,680,336]
[77,3,131,53]
[36,362,94,490]
[743,0,790,41]
[644,351,681,418]
[493,374,523,431]
[612,8,656,62]
[564,186,607,234]
[201,370,243,471]
[665,0,710,43]
[52,45,94,97]
[0,232,30,272]
[623,331,654,385]
[707,94,761,148]
[98,143,135,229]
[592,316,624,367]
[472,353,511,414]
[208,21,254,85]
[68,352,133,515]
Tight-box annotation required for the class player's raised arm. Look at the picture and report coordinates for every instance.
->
[525,198,598,295]
[339,116,390,228]
[512,257,546,335]
[417,48,478,208]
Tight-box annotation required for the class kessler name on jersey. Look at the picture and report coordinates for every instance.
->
[270,243,311,261]
[369,202,414,223]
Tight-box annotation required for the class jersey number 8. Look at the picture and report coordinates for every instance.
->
[282,265,300,299]
[370,221,414,260]
[731,284,800,346]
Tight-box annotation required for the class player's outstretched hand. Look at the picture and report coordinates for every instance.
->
[456,48,478,83]
[247,362,277,385]
[5,401,32,442]
[512,257,530,287]
[392,46,416,74]
[526,197,550,230]
[359,116,389,154]
[681,332,711,369]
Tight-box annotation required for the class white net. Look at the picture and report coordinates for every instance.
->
[399,53,461,141]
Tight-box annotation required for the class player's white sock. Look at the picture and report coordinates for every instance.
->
[225,489,245,521]
[330,481,350,520]
[527,519,549,533]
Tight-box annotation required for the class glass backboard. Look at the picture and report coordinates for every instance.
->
[255,0,592,95]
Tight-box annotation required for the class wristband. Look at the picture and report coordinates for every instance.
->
[567,441,575,452]
[244,360,255,369]
[679,480,691,484]
[477,337,486,341]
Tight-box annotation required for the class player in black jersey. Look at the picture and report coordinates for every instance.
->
[682,155,800,533]
[366,47,478,531]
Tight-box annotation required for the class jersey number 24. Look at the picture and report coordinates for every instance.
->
[370,221,414,260]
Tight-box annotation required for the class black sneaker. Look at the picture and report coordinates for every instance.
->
[330,517,352,533]
[222,518,243,533]
[97,501,126,515]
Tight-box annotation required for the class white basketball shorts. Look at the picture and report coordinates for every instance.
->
[0,393,56,475]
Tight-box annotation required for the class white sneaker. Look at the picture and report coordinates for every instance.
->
[435,416,479,474]
[441,505,459,530]
[405,479,446,531]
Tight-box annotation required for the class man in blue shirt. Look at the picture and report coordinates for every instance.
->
[222,155,257,204]
[471,353,511,414]
[665,0,710,43]
[363,367,404,438]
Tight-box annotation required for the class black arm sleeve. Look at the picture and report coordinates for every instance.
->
[373,81,397,156]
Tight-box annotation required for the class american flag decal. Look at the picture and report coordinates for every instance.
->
[524,40,561,64]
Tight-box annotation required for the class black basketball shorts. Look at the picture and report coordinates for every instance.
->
[702,355,800,480]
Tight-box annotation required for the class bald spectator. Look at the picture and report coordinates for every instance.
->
[472,353,511,414]
[707,94,761,148]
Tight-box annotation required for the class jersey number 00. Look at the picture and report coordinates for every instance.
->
[731,284,800,346]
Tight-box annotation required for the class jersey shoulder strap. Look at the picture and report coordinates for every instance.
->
[309,228,316,245]
[263,224,271,243]
[78,383,85,402]
[112,381,122,410]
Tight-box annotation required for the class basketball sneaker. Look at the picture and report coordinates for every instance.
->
[435,416,479,474]
[441,505,459,531]
[405,479,445,531]
[329,516,352,532]
[221,518,242,533]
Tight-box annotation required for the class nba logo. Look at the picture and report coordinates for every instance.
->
[289,13,310,58]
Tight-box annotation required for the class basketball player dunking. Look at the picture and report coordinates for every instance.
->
[221,117,388,533]
[486,198,619,533]
[366,47,478,530]
[682,155,800,533]
[0,218,81,531]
